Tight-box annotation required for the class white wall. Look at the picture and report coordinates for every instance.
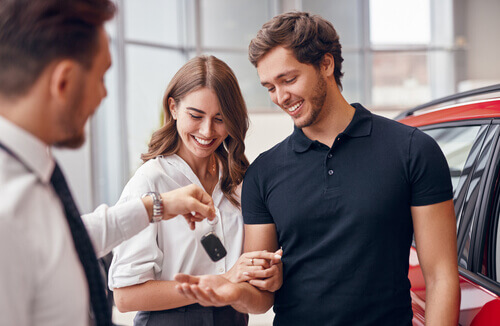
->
[246,112,294,162]
[464,0,500,81]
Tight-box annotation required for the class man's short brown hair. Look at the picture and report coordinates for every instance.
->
[0,0,116,97]
[249,11,344,89]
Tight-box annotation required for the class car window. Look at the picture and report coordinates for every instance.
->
[424,126,481,192]
[480,166,500,283]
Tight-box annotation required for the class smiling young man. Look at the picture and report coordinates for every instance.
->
[175,11,461,326]
[0,1,215,326]
[243,11,460,326]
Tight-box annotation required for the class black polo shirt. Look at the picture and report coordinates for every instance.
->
[242,103,452,326]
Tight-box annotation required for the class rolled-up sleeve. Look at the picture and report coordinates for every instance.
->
[108,222,163,289]
[107,169,164,289]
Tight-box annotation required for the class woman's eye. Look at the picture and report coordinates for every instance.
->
[285,77,296,84]
[215,118,224,123]
[267,87,275,93]
[189,114,202,120]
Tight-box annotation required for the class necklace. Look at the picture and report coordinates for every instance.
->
[208,155,217,176]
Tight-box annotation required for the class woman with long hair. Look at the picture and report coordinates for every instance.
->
[108,55,280,325]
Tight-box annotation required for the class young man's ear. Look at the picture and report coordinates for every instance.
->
[320,53,335,78]
[49,60,81,105]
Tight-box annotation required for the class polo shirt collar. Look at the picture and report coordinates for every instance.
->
[291,103,373,153]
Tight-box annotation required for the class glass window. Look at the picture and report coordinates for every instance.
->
[341,52,364,104]
[303,0,363,47]
[372,52,430,109]
[496,217,500,282]
[424,125,481,192]
[200,0,272,49]
[125,45,186,172]
[370,0,430,45]
[123,0,184,46]
[201,51,272,110]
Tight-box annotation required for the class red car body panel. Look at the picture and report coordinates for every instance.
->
[399,98,500,127]
[399,100,500,325]
[408,247,499,325]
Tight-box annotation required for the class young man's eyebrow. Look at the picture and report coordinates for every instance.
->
[261,69,299,86]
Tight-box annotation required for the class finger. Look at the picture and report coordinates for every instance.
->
[190,284,216,305]
[190,200,216,221]
[247,251,282,263]
[175,283,196,300]
[249,258,271,269]
[183,215,194,227]
[249,279,275,291]
[202,287,227,306]
[194,186,215,207]
[175,284,190,297]
[174,273,200,284]
[189,215,205,222]
[248,267,275,279]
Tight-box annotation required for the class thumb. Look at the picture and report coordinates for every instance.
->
[174,273,200,284]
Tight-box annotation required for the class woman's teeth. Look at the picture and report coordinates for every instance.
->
[194,136,213,145]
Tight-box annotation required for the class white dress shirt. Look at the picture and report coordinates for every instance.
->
[0,116,149,326]
[108,155,244,290]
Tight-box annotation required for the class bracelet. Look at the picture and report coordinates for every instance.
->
[141,192,163,223]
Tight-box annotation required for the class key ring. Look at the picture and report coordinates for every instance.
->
[207,207,220,227]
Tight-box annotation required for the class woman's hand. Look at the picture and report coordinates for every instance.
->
[224,249,283,292]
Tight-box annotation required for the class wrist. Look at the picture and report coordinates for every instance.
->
[141,192,163,223]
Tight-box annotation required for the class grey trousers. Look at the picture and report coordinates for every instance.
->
[133,303,249,326]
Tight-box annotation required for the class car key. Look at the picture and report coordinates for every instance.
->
[200,209,227,262]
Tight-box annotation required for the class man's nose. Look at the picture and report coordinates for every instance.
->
[276,87,290,107]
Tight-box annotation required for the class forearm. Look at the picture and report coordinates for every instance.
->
[114,280,196,312]
[83,199,149,258]
[424,276,460,326]
[231,282,274,314]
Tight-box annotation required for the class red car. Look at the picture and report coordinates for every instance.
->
[397,84,500,325]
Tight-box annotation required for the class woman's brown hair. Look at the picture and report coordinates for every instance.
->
[141,55,249,207]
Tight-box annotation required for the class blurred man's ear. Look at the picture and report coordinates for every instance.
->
[49,60,82,106]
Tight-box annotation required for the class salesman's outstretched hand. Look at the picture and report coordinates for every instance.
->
[174,274,242,307]
[142,184,215,229]
[163,184,216,229]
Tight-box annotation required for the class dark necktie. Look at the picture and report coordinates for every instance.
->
[50,163,112,326]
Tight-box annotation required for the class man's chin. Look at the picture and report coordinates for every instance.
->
[54,135,86,149]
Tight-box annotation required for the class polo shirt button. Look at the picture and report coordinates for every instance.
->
[327,154,333,159]
[328,169,334,175]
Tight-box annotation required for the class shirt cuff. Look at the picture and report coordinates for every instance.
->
[109,198,150,241]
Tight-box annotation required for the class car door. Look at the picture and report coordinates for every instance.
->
[406,119,500,325]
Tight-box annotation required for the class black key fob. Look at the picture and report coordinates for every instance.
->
[201,232,227,262]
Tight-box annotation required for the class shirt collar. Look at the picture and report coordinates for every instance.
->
[291,103,373,153]
[162,154,225,206]
[0,115,55,184]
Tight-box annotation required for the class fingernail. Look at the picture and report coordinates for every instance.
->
[243,272,249,276]
[275,255,282,259]
[191,211,196,216]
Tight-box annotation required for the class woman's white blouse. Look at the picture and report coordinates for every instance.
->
[108,155,244,289]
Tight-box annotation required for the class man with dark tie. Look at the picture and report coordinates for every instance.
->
[0,1,215,325]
